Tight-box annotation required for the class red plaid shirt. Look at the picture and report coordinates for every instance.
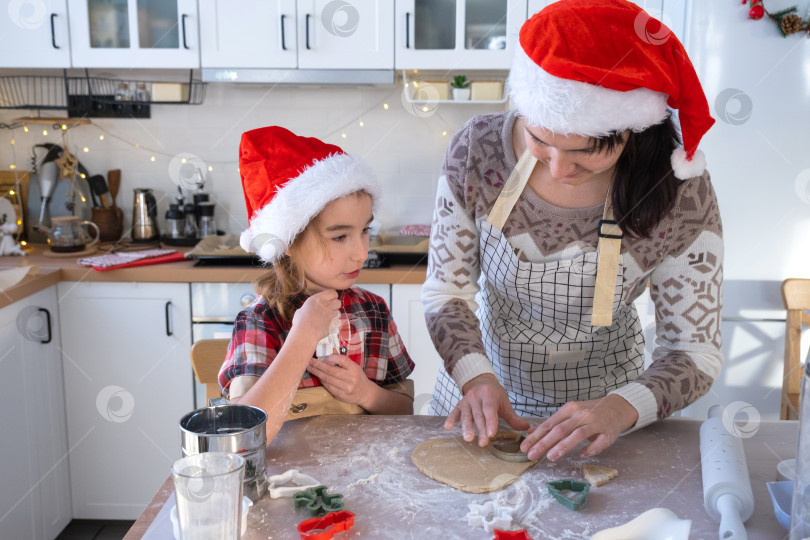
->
[219,288,413,398]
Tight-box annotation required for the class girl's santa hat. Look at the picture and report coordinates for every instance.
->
[239,126,379,263]
[508,0,715,180]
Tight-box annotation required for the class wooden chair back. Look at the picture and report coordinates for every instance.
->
[781,279,810,419]
[190,339,230,405]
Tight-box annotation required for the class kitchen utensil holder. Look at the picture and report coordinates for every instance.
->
[91,207,124,243]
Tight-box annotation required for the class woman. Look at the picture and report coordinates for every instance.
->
[422,0,722,462]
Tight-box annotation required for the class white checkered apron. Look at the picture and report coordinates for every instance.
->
[431,154,645,417]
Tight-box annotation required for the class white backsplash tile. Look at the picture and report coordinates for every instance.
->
[1,82,507,236]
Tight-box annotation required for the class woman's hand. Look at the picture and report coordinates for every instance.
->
[520,394,639,461]
[306,356,373,407]
[291,290,341,344]
[444,373,530,446]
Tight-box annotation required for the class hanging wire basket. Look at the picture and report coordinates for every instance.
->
[0,75,88,110]
[0,70,205,110]
[84,70,206,105]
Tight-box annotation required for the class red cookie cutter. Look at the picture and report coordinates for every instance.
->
[297,510,356,540]
[493,530,534,540]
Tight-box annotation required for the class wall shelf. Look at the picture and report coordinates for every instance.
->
[400,70,508,105]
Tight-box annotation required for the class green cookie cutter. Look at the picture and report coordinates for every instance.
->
[546,479,591,511]
[293,485,345,516]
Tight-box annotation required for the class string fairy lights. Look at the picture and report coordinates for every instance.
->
[1,71,486,174]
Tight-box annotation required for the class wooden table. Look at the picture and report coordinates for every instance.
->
[125,415,798,539]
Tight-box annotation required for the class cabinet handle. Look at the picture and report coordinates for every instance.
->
[50,13,60,49]
[38,308,52,344]
[165,301,174,336]
[280,14,287,51]
[405,12,410,49]
[181,14,189,49]
[305,13,312,50]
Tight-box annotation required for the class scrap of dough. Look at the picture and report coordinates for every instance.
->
[583,464,619,487]
[411,437,534,493]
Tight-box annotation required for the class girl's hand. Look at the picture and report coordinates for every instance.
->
[444,373,530,447]
[519,394,639,461]
[307,356,372,407]
[291,290,341,344]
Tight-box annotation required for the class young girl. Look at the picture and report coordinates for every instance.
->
[219,126,414,443]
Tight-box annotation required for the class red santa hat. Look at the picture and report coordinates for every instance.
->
[239,126,379,263]
[508,0,715,180]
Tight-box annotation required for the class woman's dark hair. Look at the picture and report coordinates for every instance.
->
[590,114,681,238]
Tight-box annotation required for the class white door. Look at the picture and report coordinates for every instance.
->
[0,300,39,539]
[0,0,71,67]
[298,0,393,69]
[395,0,525,70]
[199,0,297,69]
[21,288,72,540]
[68,0,199,68]
[391,284,442,414]
[58,281,193,519]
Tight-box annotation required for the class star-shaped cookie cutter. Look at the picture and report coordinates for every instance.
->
[466,501,515,533]
[294,485,345,516]
[267,469,320,498]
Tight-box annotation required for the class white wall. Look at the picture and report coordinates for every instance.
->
[687,0,810,282]
[0,80,507,235]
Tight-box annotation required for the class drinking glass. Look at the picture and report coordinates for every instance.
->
[172,452,245,540]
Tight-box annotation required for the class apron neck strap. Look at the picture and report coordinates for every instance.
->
[591,182,623,327]
[486,150,537,230]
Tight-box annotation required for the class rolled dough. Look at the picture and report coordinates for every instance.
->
[410,436,535,493]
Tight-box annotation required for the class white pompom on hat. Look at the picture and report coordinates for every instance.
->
[508,0,715,180]
[238,126,379,263]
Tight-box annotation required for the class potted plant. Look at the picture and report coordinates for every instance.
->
[451,75,471,101]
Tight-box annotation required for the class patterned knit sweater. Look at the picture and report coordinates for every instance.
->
[422,111,724,429]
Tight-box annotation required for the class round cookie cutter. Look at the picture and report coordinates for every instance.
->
[489,431,530,462]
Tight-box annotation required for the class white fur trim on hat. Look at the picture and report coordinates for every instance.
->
[670,147,707,180]
[507,47,669,136]
[240,153,379,263]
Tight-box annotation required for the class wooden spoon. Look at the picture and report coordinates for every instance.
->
[107,169,121,208]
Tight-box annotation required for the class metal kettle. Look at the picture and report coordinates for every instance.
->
[132,188,159,241]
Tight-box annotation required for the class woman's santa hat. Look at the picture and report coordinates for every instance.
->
[239,126,379,263]
[508,0,715,180]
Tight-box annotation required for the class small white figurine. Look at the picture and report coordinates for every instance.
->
[0,199,26,256]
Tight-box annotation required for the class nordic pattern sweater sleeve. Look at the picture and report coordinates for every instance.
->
[610,179,724,430]
[422,112,724,427]
[421,122,495,390]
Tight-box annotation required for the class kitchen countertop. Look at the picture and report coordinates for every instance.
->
[0,245,428,310]
[126,415,798,540]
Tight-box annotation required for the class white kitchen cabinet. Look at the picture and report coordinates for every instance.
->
[199,0,297,69]
[199,0,393,70]
[0,286,71,540]
[391,284,442,414]
[395,0,526,70]
[0,0,72,68]
[58,282,193,520]
[67,0,199,68]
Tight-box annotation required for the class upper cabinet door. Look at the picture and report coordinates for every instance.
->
[200,0,297,69]
[0,0,71,67]
[68,0,199,68]
[395,0,526,70]
[298,0,393,69]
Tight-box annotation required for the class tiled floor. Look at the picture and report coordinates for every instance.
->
[55,520,135,540]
